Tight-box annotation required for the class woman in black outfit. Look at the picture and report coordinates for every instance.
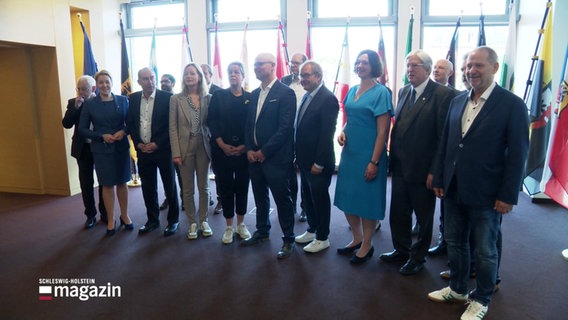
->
[207,62,252,244]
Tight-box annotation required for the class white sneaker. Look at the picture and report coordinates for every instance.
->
[295,231,316,244]
[236,224,251,239]
[187,223,198,240]
[201,221,213,237]
[222,226,234,244]
[460,300,488,320]
[428,286,468,303]
[303,239,330,253]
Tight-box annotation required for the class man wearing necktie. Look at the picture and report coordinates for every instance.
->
[293,61,339,253]
[379,50,456,275]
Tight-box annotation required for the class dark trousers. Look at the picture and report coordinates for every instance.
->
[138,151,179,225]
[389,174,436,263]
[299,166,333,240]
[211,152,249,219]
[77,143,107,219]
[289,166,304,214]
[249,161,295,243]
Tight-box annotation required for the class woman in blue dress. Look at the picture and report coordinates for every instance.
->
[79,70,133,236]
[334,50,393,264]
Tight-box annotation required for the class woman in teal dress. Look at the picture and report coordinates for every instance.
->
[334,50,393,264]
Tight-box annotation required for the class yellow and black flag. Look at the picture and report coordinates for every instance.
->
[119,14,132,96]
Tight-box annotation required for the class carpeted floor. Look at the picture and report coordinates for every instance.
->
[1,176,567,320]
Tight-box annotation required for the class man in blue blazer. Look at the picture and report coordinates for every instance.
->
[241,53,297,259]
[127,68,179,236]
[428,47,529,320]
[380,50,457,275]
[293,61,339,253]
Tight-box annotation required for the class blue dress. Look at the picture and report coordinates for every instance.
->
[334,84,393,220]
[79,94,131,186]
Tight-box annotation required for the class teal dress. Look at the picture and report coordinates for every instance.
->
[334,84,393,220]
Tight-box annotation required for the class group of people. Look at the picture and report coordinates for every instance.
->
[63,45,529,320]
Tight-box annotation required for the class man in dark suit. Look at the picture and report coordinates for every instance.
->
[241,52,297,259]
[62,75,108,229]
[428,46,529,320]
[281,52,308,222]
[201,63,222,213]
[293,61,339,253]
[126,67,179,236]
[379,50,456,275]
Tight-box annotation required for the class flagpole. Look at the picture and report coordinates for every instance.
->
[182,17,193,62]
[306,11,312,59]
[523,0,552,101]
[333,17,350,94]
[278,15,290,73]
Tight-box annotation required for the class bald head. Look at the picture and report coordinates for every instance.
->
[254,52,276,85]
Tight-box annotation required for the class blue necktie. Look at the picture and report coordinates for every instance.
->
[296,93,310,127]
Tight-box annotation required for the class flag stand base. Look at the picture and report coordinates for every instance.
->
[128,174,141,187]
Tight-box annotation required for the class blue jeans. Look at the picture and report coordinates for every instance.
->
[444,198,501,306]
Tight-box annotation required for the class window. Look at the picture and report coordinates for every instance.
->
[314,0,391,18]
[211,0,283,23]
[130,2,185,28]
[422,0,513,91]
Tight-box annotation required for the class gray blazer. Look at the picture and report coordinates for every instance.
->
[169,93,212,161]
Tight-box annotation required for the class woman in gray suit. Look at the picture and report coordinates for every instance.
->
[169,63,212,240]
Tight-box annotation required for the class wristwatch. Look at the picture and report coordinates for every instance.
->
[370,159,379,166]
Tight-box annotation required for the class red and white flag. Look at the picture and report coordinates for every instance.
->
[240,21,249,91]
[334,27,350,126]
[212,20,223,87]
[276,21,289,79]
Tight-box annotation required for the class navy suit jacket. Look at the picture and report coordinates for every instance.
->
[295,85,339,170]
[62,97,88,159]
[433,85,529,208]
[390,79,456,183]
[245,80,296,165]
[127,89,173,154]
[79,94,130,154]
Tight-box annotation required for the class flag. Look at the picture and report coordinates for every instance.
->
[500,0,516,91]
[543,44,568,208]
[477,14,486,46]
[523,3,553,195]
[119,15,132,96]
[181,24,192,66]
[149,24,158,84]
[334,25,350,126]
[377,17,389,87]
[239,21,250,91]
[306,14,312,59]
[403,12,414,85]
[211,20,223,87]
[446,17,461,88]
[79,18,97,76]
[276,21,289,79]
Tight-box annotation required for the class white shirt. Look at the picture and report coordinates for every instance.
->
[140,90,156,144]
[461,81,497,137]
[254,77,278,145]
[288,75,306,109]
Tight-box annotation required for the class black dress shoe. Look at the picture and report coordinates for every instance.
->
[159,199,168,210]
[163,222,179,237]
[240,232,269,246]
[428,242,447,256]
[337,242,362,256]
[139,223,160,234]
[399,259,424,275]
[120,217,134,230]
[84,217,96,229]
[350,247,374,264]
[277,242,295,259]
[379,250,409,263]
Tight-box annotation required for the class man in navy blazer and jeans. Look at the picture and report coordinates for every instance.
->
[127,67,179,236]
[428,47,529,320]
[241,53,297,259]
[293,61,339,253]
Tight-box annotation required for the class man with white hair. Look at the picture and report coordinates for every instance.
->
[432,59,454,87]
[62,75,108,229]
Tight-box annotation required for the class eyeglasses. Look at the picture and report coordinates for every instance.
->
[299,73,314,79]
[289,61,302,66]
[254,61,273,67]
[406,63,425,69]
